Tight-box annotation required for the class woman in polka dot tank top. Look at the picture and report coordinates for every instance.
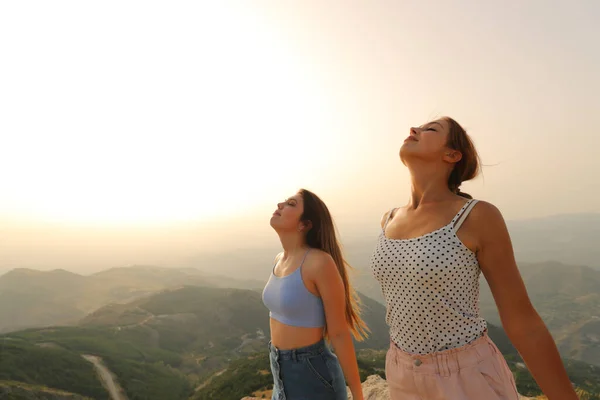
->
[370,117,577,400]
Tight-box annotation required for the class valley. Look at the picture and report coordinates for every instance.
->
[1,282,599,399]
[1,213,599,399]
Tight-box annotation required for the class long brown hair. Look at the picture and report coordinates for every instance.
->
[299,188,369,341]
[443,117,481,199]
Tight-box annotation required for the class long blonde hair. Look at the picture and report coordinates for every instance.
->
[299,188,369,341]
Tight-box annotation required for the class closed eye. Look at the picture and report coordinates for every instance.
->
[419,124,437,132]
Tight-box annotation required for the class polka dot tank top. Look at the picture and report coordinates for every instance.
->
[370,199,487,355]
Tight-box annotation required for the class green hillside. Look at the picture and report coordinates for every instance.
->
[4,327,193,400]
[0,266,264,333]
[1,285,391,399]
[0,380,92,400]
[192,347,600,400]
[0,339,105,399]
[2,283,599,399]
[478,261,600,366]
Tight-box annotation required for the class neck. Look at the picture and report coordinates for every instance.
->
[277,231,307,256]
[407,160,453,208]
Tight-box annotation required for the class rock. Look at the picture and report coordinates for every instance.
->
[347,375,389,399]
[242,375,537,399]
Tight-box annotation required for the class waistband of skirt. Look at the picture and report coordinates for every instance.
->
[388,332,499,375]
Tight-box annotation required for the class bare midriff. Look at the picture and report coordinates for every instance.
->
[269,318,324,350]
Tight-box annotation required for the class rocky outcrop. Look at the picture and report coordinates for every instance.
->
[347,375,389,399]
[241,375,538,399]
[349,376,537,399]
[240,375,390,400]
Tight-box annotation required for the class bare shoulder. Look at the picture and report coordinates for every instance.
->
[468,200,509,236]
[380,207,401,229]
[470,200,505,223]
[305,249,335,268]
[303,249,337,277]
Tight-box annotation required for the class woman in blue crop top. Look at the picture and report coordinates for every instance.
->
[262,188,368,400]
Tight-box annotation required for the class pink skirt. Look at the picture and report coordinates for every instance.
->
[386,333,520,400]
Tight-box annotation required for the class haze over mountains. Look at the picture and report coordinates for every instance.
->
[184,212,600,280]
[0,266,264,333]
[2,213,599,357]
[507,213,600,268]
[1,212,598,274]
[1,212,599,398]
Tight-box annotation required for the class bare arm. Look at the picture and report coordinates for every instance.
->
[472,202,577,400]
[312,253,363,400]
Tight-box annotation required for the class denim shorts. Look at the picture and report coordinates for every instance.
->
[268,339,348,400]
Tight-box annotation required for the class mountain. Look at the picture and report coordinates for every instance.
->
[4,284,597,399]
[507,213,600,269]
[0,328,192,400]
[0,338,107,399]
[479,261,600,366]
[0,265,264,333]
[81,285,272,356]
[0,269,91,333]
[1,286,390,399]
[80,285,390,353]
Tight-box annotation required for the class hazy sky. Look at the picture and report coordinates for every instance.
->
[1,1,599,271]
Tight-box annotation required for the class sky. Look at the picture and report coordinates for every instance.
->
[0,0,599,272]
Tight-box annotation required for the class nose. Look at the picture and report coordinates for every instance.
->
[410,127,418,136]
[276,202,284,209]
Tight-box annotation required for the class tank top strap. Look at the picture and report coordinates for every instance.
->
[453,199,480,231]
[298,248,311,269]
[382,208,397,230]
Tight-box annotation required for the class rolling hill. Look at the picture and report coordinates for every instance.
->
[0,265,264,333]
[478,261,600,366]
[506,213,600,269]
[0,337,107,399]
[0,380,92,400]
[4,286,388,400]
[80,285,390,353]
[2,285,598,399]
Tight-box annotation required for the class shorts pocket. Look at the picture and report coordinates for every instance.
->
[486,339,519,399]
[477,358,518,400]
[305,354,335,391]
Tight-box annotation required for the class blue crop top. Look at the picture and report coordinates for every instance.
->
[262,250,326,328]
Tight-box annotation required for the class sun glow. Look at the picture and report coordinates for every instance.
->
[1,2,339,223]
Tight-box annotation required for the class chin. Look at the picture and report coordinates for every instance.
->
[399,147,411,163]
[400,141,415,152]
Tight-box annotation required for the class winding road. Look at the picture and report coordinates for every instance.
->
[82,354,128,400]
